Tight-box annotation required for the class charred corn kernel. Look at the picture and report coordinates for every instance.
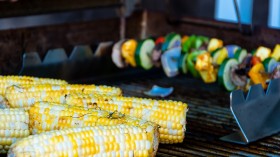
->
[65,94,188,144]
[0,108,30,154]
[5,84,122,109]
[0,94,9,109]
[0,75,67,95]
[8,125,158,157]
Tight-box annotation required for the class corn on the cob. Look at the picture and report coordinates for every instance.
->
[0,94,9,109]
[0,75,67,95]
[5,84,122,109]
[0,108,30,154]
[8,124,158,157]
[65,94,188,144]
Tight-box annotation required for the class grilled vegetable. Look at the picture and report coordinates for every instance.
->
[251,56,262,65]
[112,39,127,68]
[65,94,188,144]
[194,36,209,49]
[162,33,181,52]
[218,59,239,91]
[234,49,247,63]
[216,47,228,65]
[248,63,268,88]
[211,47,223,65]
[181,35,189,46]
[195,52,217,83]
[9,124,158,157]
[263,57,277,73]
[5,84,122,109]
[182,35,196,53]
[152,37,165,67]
[179,53,188,74]
[271,44,280,61]
[161,47,181,77]
[0,109,29,154]
[135,39,155,70]
[254,46,271,61]
[0,75,67,95]
[187,50,204,78]
[225,45,240,58]
[121,39,137,67]
[207,38,223,52]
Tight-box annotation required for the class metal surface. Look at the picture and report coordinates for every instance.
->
[233,0,243,32]
[74,72,280,156]
[221,79,280,144]
[0,0,121,18]
[0,8,119,30]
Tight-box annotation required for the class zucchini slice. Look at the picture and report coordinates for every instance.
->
[218,59,239,91]
[179,53,188,74]
[162,33,181,52]
[135,39,155,70]
[234,49,247,63]
[263,57,277,73]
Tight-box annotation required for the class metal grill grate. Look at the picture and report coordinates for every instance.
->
[105,73,280,156]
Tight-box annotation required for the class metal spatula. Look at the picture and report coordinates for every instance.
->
[221,78,280,144]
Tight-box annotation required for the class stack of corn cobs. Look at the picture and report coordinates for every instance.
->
[112,33,280,91]
[0,76,188,156]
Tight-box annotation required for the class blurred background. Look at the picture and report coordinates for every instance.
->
[0,0,279,30]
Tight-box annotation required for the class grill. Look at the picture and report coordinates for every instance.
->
[1,0,280,156]
[71,69,280,156]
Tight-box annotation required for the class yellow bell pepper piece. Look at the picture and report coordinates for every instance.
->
[195,52,212,70]
[198,66,217,83]
[216,47,228,65]
[271,44,280,61]
[255,46,271,61]
[207,38,223,52]
[121,39,137,67]
[195,52,217,83]
[248,63,268,88]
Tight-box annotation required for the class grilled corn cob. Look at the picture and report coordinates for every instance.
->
[0,108,30,154]
[65,94,188,144]
[9,124,158,157]
[5,84,122,109]
[0,75,67,95]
